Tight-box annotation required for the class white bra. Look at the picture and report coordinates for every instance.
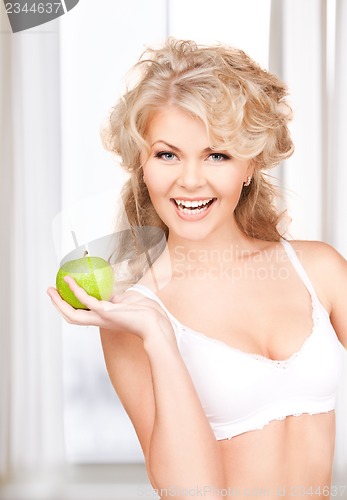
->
[127,241,343,440]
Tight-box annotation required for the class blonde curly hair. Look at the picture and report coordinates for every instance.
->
[102,38,294,285]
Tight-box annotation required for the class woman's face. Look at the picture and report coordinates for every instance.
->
[141,107,253,243]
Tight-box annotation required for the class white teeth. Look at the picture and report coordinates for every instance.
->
[173,198,214,215]
[175,198,213,208]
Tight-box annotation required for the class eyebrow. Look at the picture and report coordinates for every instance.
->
[151,140,216,154]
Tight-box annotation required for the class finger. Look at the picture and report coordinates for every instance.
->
[47,286,101,326]
[48,293,72,323]
[63,276,104,311]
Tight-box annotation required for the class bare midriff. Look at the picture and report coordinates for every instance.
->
[218,412,336,499]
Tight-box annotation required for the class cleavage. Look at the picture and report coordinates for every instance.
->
[157,274,314,361]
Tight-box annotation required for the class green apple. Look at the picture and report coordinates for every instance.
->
[56,253,114,309]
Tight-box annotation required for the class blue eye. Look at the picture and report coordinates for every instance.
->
[154,151,177,161]
[209,153,231,162]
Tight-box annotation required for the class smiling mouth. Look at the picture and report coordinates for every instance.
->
[172,198,216,214]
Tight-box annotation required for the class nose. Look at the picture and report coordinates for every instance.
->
[176,160,206,190]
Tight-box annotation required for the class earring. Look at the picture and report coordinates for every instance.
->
[244,176,252,187]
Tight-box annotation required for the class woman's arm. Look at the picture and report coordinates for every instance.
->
[291,240,347,348]
[48,280,225,498]
[319,244,347,348]
[101,320,224,497]
[145,326,224,494]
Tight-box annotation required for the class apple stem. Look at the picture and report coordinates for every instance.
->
[84,250,89,257]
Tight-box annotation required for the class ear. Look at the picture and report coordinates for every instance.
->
[244,160,255,184]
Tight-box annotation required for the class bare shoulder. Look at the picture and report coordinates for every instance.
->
[287,239,347,291]
[288,239,346,273]
[288,239,347,347]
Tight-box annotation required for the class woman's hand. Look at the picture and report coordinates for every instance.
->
[47,276,172,341]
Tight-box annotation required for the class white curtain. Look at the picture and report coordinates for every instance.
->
[0,8,65,482]
[1,0,346,496]
[333,0,347,253]
[269,0,347,482]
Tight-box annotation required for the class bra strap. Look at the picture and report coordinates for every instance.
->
[281,240,318,301]
[126,284,181,327]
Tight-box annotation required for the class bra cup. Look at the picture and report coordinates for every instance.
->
[175,309,342,439]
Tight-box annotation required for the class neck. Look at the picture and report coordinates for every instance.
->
[166,230,258,274]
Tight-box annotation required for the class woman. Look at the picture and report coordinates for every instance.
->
[48,39,347,498]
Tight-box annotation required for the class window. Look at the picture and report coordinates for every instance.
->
[58,0,277,464]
